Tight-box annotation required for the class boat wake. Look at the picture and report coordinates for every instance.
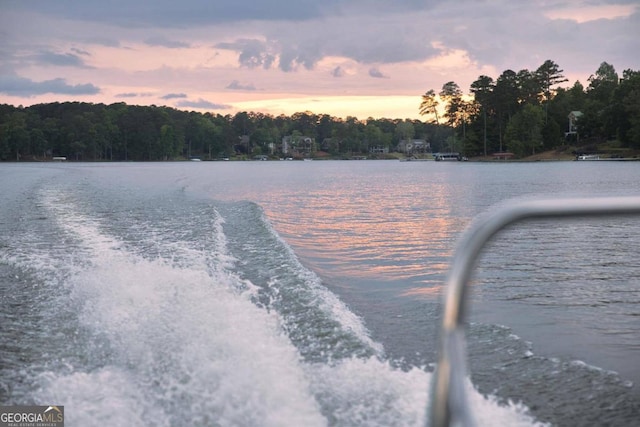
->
[0,183,544,426]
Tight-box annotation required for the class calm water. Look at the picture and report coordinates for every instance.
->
[1,160,639,426]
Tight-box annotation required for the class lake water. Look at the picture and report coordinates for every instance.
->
[1,160,639,426]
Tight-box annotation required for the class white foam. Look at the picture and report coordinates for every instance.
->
[468,379,550,427]
[36,190,327,426]
[35,367,165,427]
[27,186,546,427]
[306,357,430,426]
[305,357,546,427]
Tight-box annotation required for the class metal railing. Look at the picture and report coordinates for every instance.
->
[429,196,640,427]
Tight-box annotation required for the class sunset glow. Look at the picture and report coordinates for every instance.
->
[544,4,637,23]
[1,1,638,119]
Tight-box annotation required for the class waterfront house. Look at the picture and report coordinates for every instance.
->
[397,139,430,154]
[282,135,315,157]
[567,111,583,136]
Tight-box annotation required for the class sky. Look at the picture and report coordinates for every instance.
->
[1,0,639,120]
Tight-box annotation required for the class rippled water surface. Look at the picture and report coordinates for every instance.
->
[1,160,639,426]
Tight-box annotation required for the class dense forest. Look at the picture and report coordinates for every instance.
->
[420,60,640,157]
[1,60,638,161]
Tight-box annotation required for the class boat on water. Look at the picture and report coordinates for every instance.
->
[434,152,463,161]
[429,196,640,427]
[576,154,600,160]
[400,156,432,162]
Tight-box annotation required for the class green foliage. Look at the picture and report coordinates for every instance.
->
[612,69,640,148]
[536,60,568,103]
[505,104,544,156]
[0,101,440,161]
[439,82,464,128]
[421,60,639,157]
[395,121,415,140]
[419,89,439,124]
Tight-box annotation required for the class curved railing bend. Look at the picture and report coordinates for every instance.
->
[429,196,640,427]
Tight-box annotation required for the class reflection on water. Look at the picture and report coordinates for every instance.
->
[399,285,445,297]
[256,164,471,292]
[198,160,640,308]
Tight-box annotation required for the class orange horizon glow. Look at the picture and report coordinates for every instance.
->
[544,4,637,23]
[1,93,428,121]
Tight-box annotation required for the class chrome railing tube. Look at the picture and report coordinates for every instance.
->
[429,196,640,427]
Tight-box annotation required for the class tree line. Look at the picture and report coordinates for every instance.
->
[421,60,640,157]
[0,101,444,161]
[1,60,638,161]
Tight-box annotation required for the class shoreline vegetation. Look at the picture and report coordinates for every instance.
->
[1,61,638,163]
[6,145,640,163]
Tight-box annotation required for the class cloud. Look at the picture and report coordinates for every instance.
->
[86,37,121,47]
[7,0,351,27]
[161,93,188,99]
[216,12,443,72]
[218,36,323,72]
[1,0,638,118]
[216,39,276,69]
[368,68,389,79]
[71,47,91,56]
[0,75,100,97]
[279,46,318,72]
[115,92,153,98]
[433,1,640,75]
[218,37,325,72]
[9,1,637,79]
[32,51,92,68]
[175,98,231,110]
[144,36,190,48]
[226,80,256,91]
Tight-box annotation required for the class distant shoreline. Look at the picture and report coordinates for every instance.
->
[3,149,639,163]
